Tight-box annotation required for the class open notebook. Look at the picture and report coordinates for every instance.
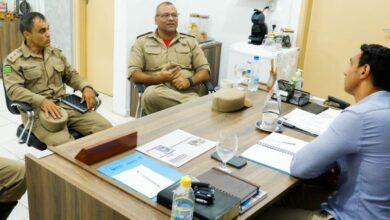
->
[241,133,308,174]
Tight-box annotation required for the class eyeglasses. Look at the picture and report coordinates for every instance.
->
[157,13,179,19]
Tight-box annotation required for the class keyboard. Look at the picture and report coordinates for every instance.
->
[60,94,88,113]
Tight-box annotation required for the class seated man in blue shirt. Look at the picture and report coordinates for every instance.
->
[260,44,390,220]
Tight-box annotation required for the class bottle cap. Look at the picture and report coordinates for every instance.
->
[180,175,192,188]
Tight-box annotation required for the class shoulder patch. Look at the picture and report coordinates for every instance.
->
[179,32,195,38]
[136,31,153,39]
[3,65,12,74]
[6,49,23,63]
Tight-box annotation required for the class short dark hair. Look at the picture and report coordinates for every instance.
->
[156,1,174,16]
[359,44,390,91]
[19,12,46,34]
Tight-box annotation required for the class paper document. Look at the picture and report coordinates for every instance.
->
[137,129,217,167]
[97,152,183,201]
[282,108,341,136]
[241,133,308,174]
[113,164,174,199]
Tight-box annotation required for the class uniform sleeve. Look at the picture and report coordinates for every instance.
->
[59,51,91,91]
[127,38,145,79]
[3,60,46,108]
[191,40,210,73]
[290,110,361,178]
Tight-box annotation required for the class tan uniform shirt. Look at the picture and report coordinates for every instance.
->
[3,43,90,108]
[128,31,210,90]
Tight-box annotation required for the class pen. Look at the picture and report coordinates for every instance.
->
[136,170,160,188]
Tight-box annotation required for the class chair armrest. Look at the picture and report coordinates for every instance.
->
[10,101,33,113]
[202,80,215,93]
[134,82,145,93]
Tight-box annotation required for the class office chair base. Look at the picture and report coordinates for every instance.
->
[16,125,83,151]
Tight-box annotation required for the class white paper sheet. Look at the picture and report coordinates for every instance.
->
[112,164,174,199]
[137,129,217,167]
[282,108,340,135]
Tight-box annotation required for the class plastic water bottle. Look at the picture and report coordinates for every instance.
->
[248,56,260,92]
[292,69,303,90]
[171,176,195,220]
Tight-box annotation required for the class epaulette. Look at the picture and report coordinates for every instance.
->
[136,31,153,39]
[6,49,23,63]
[179,32,195,38]
[52,46,63,52]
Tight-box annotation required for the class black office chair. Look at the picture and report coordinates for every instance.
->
[1,64,100,150]
[134,80,215,118]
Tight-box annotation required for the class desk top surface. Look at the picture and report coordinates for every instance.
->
[28,91,314,219]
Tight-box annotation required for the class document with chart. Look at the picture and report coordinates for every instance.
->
[137,129,217,167]
[241,133,308,174]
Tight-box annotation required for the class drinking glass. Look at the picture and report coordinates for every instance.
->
[216,131,238,173]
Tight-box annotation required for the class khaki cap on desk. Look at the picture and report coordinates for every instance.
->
[39,108,68,132]
[211,88,253,112]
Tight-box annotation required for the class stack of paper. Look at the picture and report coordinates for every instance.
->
[281,108,341,136]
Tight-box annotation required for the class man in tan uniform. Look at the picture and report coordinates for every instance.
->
[0,158,26,220]
[3,12,112,146]
[128,1,210,114]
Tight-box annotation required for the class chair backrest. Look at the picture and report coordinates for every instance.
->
[1,64,21,115]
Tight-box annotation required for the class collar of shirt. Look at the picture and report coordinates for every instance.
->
[20,42,54,60]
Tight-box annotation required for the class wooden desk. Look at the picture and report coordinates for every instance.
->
[26,91,313,220]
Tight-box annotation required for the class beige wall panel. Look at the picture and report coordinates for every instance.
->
[86,0,114,95]
[303,0,390,103]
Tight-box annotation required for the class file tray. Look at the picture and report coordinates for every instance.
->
[289,89,310,106]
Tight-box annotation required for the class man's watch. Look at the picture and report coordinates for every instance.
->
[187,77,194,87]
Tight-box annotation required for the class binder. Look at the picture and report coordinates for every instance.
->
[198,168,266,214]
[157,180,240,220]
[198,168,259,204]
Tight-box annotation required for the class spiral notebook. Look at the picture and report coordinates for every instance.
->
[157,180,241,220]
[241,133,308,174]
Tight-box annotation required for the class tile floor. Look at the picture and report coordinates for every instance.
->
[0,79,134,220]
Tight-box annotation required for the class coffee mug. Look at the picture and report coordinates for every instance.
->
[261,112,279,131]
[220,79,234,88]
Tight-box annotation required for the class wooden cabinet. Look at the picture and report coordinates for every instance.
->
[129,40,221,117]
[0,19,23,65]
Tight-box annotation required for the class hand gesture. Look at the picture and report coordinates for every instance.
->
[81,87,96,110]
[172,77,191,90]
[159,64,181,82]
[41,99,63,119]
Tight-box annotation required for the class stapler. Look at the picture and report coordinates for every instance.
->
[325,96,350,109]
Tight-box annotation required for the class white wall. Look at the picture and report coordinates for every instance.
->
[112,0,302,115]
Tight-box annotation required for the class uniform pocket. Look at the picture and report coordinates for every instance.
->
[144,45,163,69]
[53,62,65,72]
[145,46,162,54]
[175,45,192,67]
[24,66,42,80]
